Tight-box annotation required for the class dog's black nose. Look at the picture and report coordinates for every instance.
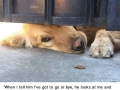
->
[72,37,84,51]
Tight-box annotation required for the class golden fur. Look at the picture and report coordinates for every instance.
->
[76,26,120,58]
[0,23,87,54]
[1,23,120,58]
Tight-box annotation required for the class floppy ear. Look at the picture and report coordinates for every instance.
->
[0,31,33,48]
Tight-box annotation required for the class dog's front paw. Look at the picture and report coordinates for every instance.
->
[89,41,114,58]
[24,36,33,48]
[25,42,33,48]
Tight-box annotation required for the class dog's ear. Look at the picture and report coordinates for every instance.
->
[0,32,32,48]
[0,32,25,47]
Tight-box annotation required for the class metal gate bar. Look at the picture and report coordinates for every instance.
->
[45,0,53,24]
[3,0,10,22]
[107,0,120,30]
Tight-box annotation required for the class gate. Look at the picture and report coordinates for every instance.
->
[0,0,4,21]
[0,0,120,30]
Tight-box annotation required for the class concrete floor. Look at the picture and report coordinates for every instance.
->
[0,46,120,82]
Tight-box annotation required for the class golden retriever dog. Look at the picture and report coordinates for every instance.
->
[0,23,120,58]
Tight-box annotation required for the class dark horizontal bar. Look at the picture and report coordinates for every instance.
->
[11,14,45,24]
[52,17,86,26]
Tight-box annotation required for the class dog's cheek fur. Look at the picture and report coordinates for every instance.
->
[0,24,88,54]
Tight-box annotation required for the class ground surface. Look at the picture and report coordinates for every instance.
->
[0,46,120,82]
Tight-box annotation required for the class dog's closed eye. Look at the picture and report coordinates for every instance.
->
[41,37,51,42]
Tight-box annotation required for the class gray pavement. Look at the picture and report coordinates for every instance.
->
[0,46,120,82]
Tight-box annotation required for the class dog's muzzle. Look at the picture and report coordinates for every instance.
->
[71,37,85,51]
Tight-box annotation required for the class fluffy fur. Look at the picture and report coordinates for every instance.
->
[76,26,120,58]
[0,23,87,54]
[1,23,120,58]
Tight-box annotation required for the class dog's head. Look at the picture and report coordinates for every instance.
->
[24,24,87,53]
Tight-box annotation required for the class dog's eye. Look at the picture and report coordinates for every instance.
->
[42,37,51,42]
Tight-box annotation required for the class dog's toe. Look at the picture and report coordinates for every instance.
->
[89,41,114,58]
